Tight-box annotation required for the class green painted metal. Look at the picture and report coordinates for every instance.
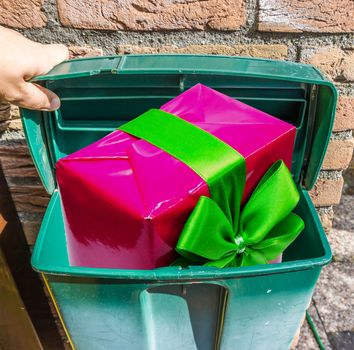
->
[32,189,331,279]
[21,55,337,349]
[32,189,330,349]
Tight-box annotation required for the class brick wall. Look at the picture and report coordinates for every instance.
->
[0,0,353,244]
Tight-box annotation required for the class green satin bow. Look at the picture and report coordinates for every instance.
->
[174,160,304,268]
[120,108,304,268]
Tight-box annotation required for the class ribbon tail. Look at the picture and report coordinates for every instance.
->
[251,212,305,262]
[174,196,236,264]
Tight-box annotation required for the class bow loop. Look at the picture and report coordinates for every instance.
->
[240,161,300,246]
[174,160,304,268]
[175,196,237,264]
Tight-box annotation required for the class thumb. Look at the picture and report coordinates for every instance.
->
[17,82,61,111]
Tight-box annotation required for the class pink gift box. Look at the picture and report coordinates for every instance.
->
[57,84,296,269]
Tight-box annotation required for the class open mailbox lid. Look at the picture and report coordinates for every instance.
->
[21,55,337,194]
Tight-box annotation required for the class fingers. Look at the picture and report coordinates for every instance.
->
[35,43,69,76]
[44,44,69,68]
[9,82,61,111]
[0,28,68,109]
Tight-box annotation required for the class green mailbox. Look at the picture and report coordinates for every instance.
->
[21,55,337,350]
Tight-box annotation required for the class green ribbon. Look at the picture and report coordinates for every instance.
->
[120,109,246,227]
[174,160,304,267]
[120,109,304,268]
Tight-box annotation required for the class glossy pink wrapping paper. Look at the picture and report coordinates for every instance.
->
[57,84,296,269]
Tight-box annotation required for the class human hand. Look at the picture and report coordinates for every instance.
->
[0,27,68,111]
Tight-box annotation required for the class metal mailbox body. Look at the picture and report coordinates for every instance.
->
[21,55,337,350]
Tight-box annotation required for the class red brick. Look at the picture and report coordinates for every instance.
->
[69,45,103,59]
[7,119,23,131]
[258,0,354,33]
[0,121,9,132]
[334,96,354,131]
[300,47,354,82]
[309,177,344,207]
[117,44,288,59]
[0,104,21,131]
[0,143,39,178]
[9,185,49,213]
[0,0,46,28]
[57,0,246,31]
[0,102,11,122]
[322,139,354,170]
